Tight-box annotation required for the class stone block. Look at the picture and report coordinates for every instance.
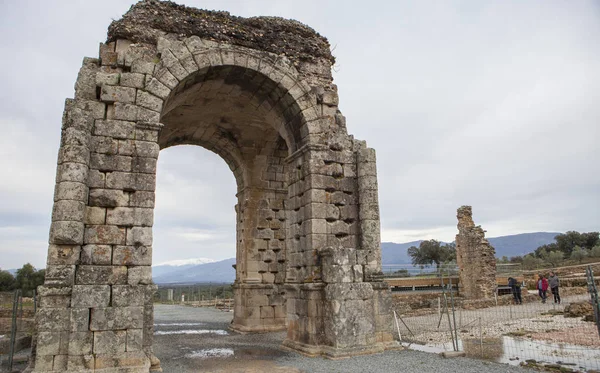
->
[70,308,90,331]
[53,354,68,371]
[45,265,76,287]
[37,332,61,355]
[68,331,94,355]
[90,307,144,330]
[145,77,171,99]
[359,203,380,220]
[81,244,112,265]
[60,127,91,148]
[76,265,128,285]
[126,329,143,352]
[96,72,120,86]
[94,119,136,140]
[135,125,161,142]
[106,207,154,227]
[34,356,56,373]
[47,244,80,265]
[136,90,163,112]
[112,102,139,121]
[67,354,95,371]
[260,306,274,319]
[36,308,70,331]
[40,294,71,308]
[52,200,85,222]
[120,73,145,88]
[90,153,133,172]
[127,266,152,285]
[54,181,88,202]
[93,330,126,354]
[106,171,156,191]
[100,86,136,104]
[112,285,145,307]
[132,156,157,174]
[84,225,126,245]
[84,206,105,225]
[129,191,155,208]
[74,58,100,100]
[113,246,152,266]
[58,144,90,165]
[88,169,106,188]
[56,162,89,183]
[126,227,153,246]
[71,285,111,308]
[89,188,128,207]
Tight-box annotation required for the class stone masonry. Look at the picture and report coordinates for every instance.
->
[455,206,497,299]
[33,1,396,372]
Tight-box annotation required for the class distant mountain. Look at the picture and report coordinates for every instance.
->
[381,241,423,265]
[153,258,235,284]
[487,232,560,258]
[153,232,561,283]
[381,232,560,264]
[152,258,216,278]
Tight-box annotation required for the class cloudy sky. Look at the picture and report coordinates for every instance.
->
[0,1,598,269]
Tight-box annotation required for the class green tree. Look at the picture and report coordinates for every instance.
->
[522,254,544,270]
[570,246,588,263]
[15,263,45,296]
[0,269,15,291]
[554,231,599,255]
[542,250,564,267]
[591,245,600,258]
[509,256,523,263]
[407,240,456,270]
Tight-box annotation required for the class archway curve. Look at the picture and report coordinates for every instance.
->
[151,36,320,154]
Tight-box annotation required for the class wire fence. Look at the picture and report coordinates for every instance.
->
[0,290,35,372]
[391,264,600,372]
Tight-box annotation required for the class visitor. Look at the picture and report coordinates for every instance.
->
[537,274,548,303]
[508,277,522,304]
[548,271,561,304]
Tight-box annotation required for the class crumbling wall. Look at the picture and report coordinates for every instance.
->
[455,206,497,299]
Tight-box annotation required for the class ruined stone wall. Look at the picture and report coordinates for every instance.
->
[455,206,497,299]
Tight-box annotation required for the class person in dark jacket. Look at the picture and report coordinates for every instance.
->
[508,277,522,304]
[536,274,549,303]
[548,271,561,304]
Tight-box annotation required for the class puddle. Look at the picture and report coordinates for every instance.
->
[185,348,234,358]
[154,322,205,327]
[155,329,228,336]
[406,336,600,372]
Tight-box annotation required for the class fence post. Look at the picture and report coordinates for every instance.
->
[585,265,600,337]
[8,289,21,371]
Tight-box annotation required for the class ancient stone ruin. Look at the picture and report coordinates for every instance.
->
[33,1,395,371]
[455,206,497,299]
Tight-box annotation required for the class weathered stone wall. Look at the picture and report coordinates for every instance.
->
[455,206,497,299]
[33,1,395,371]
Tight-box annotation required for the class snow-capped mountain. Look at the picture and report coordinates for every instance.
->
[154,258,216,267]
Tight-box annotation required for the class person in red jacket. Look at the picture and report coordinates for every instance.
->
[536,274,549,303]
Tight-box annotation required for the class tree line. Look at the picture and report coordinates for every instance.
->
[495,231,600,269]
[0,263,45,296]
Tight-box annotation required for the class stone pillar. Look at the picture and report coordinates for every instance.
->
[455,206,497,299]
[282,141,396,357]
[230,187,287,332]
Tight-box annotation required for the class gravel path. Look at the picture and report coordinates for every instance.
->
[153,304,534,373]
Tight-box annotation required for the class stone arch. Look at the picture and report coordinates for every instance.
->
[33,2,396,372]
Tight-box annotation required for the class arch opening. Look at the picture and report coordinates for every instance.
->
[158,65,293,333]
